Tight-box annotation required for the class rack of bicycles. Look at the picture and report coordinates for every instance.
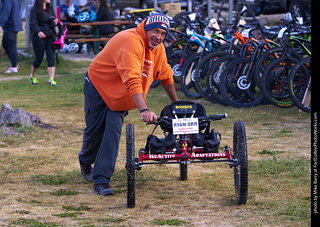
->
[124,2,311,112]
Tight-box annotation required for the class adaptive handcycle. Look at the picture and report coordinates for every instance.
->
[125,101,248,208]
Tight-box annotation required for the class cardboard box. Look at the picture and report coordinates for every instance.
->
[161,2,181,18]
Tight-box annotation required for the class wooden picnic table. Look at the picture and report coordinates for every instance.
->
[63,21,135,54]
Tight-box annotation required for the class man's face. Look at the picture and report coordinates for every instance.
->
[145,28,167,49]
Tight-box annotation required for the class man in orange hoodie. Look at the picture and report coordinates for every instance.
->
[79,13,179,196]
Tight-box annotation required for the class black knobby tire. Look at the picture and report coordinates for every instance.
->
[207,54,239,106]
[219,57,264,108]
[193,51,228,102]
[180,53,202,99]
[260,56,299,108]
[288,57,311,112]
[233,121,248,205]
[126,124,135,208]
[179,162,188,181]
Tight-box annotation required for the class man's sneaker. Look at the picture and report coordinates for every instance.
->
[80,163,93,182]
[48,79,57,86]
[94,183,114,196]
[30,75,38,85]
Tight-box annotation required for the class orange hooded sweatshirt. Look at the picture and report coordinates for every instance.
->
[88,20,174,111]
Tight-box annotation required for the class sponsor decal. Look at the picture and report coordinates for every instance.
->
[172,118,199,135]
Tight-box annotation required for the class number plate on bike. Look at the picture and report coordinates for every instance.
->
[172,118,199,135]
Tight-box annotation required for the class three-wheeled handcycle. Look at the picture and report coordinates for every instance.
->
[125,101,248,208]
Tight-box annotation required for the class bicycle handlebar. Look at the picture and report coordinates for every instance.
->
[146,113,227,125]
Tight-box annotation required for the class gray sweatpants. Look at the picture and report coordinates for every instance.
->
[79,73,128,185]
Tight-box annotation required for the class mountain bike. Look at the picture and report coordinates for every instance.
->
[260,25,311,108]
[218,23,280,108]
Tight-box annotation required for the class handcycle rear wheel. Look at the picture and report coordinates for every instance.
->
[233,121,248,205]
[126,124,135,208]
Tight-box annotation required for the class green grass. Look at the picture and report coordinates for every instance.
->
[0,50,311,226]
[53,211,83,218]
[257,149,285,156]
[11,218,59,227]
[151,219,187,226]
[32,170,83,185]
[50,190,79,196]
[62,205,92,211]
[249,156,311,224]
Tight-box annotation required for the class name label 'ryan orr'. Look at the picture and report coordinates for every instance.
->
[172,118,199,135]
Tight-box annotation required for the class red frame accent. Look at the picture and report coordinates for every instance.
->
[138,145,232,162]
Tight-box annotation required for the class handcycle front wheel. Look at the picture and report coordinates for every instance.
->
[179,162,188,181]
[126,124,136,208]
[233,121,248,205]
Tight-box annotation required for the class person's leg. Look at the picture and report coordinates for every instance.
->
[47,67,55,80]
[79,74,108,169]
[2,32,9,61]
[92,106,127,185]
[45,37,57,85]
[31,33,45,74]
[92,106,127,196]
[31,64,38,76]
[2,32,18,73]
[30,33,45,85]
[6,32,18,67]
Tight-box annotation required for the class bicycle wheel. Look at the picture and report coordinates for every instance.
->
[180,53,202,99]
[220,57,264,108]
[254,47,285,91]
[207,54,239,106]
[193,51,228,102]
[289,57,311,112]
[166,38,201,84]
[233,121,248,205]
[254,47,300,91]
[126,124,135,208]
[260,56,299,108]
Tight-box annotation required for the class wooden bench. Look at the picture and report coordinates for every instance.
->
[71,36,113,54]
[72,37,113,54]
[73,38,111,42]
[65,33,115,54]
[65,34,94,39]
[64,21,134,54]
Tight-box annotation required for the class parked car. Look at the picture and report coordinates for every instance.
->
[245,0,311,20]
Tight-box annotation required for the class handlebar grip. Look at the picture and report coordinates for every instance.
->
[146,117,171,125]
[208,113,227,120]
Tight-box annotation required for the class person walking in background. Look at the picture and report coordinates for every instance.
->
[96,0,114,35]
[29,0,59,86]
[0,0,23,74]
